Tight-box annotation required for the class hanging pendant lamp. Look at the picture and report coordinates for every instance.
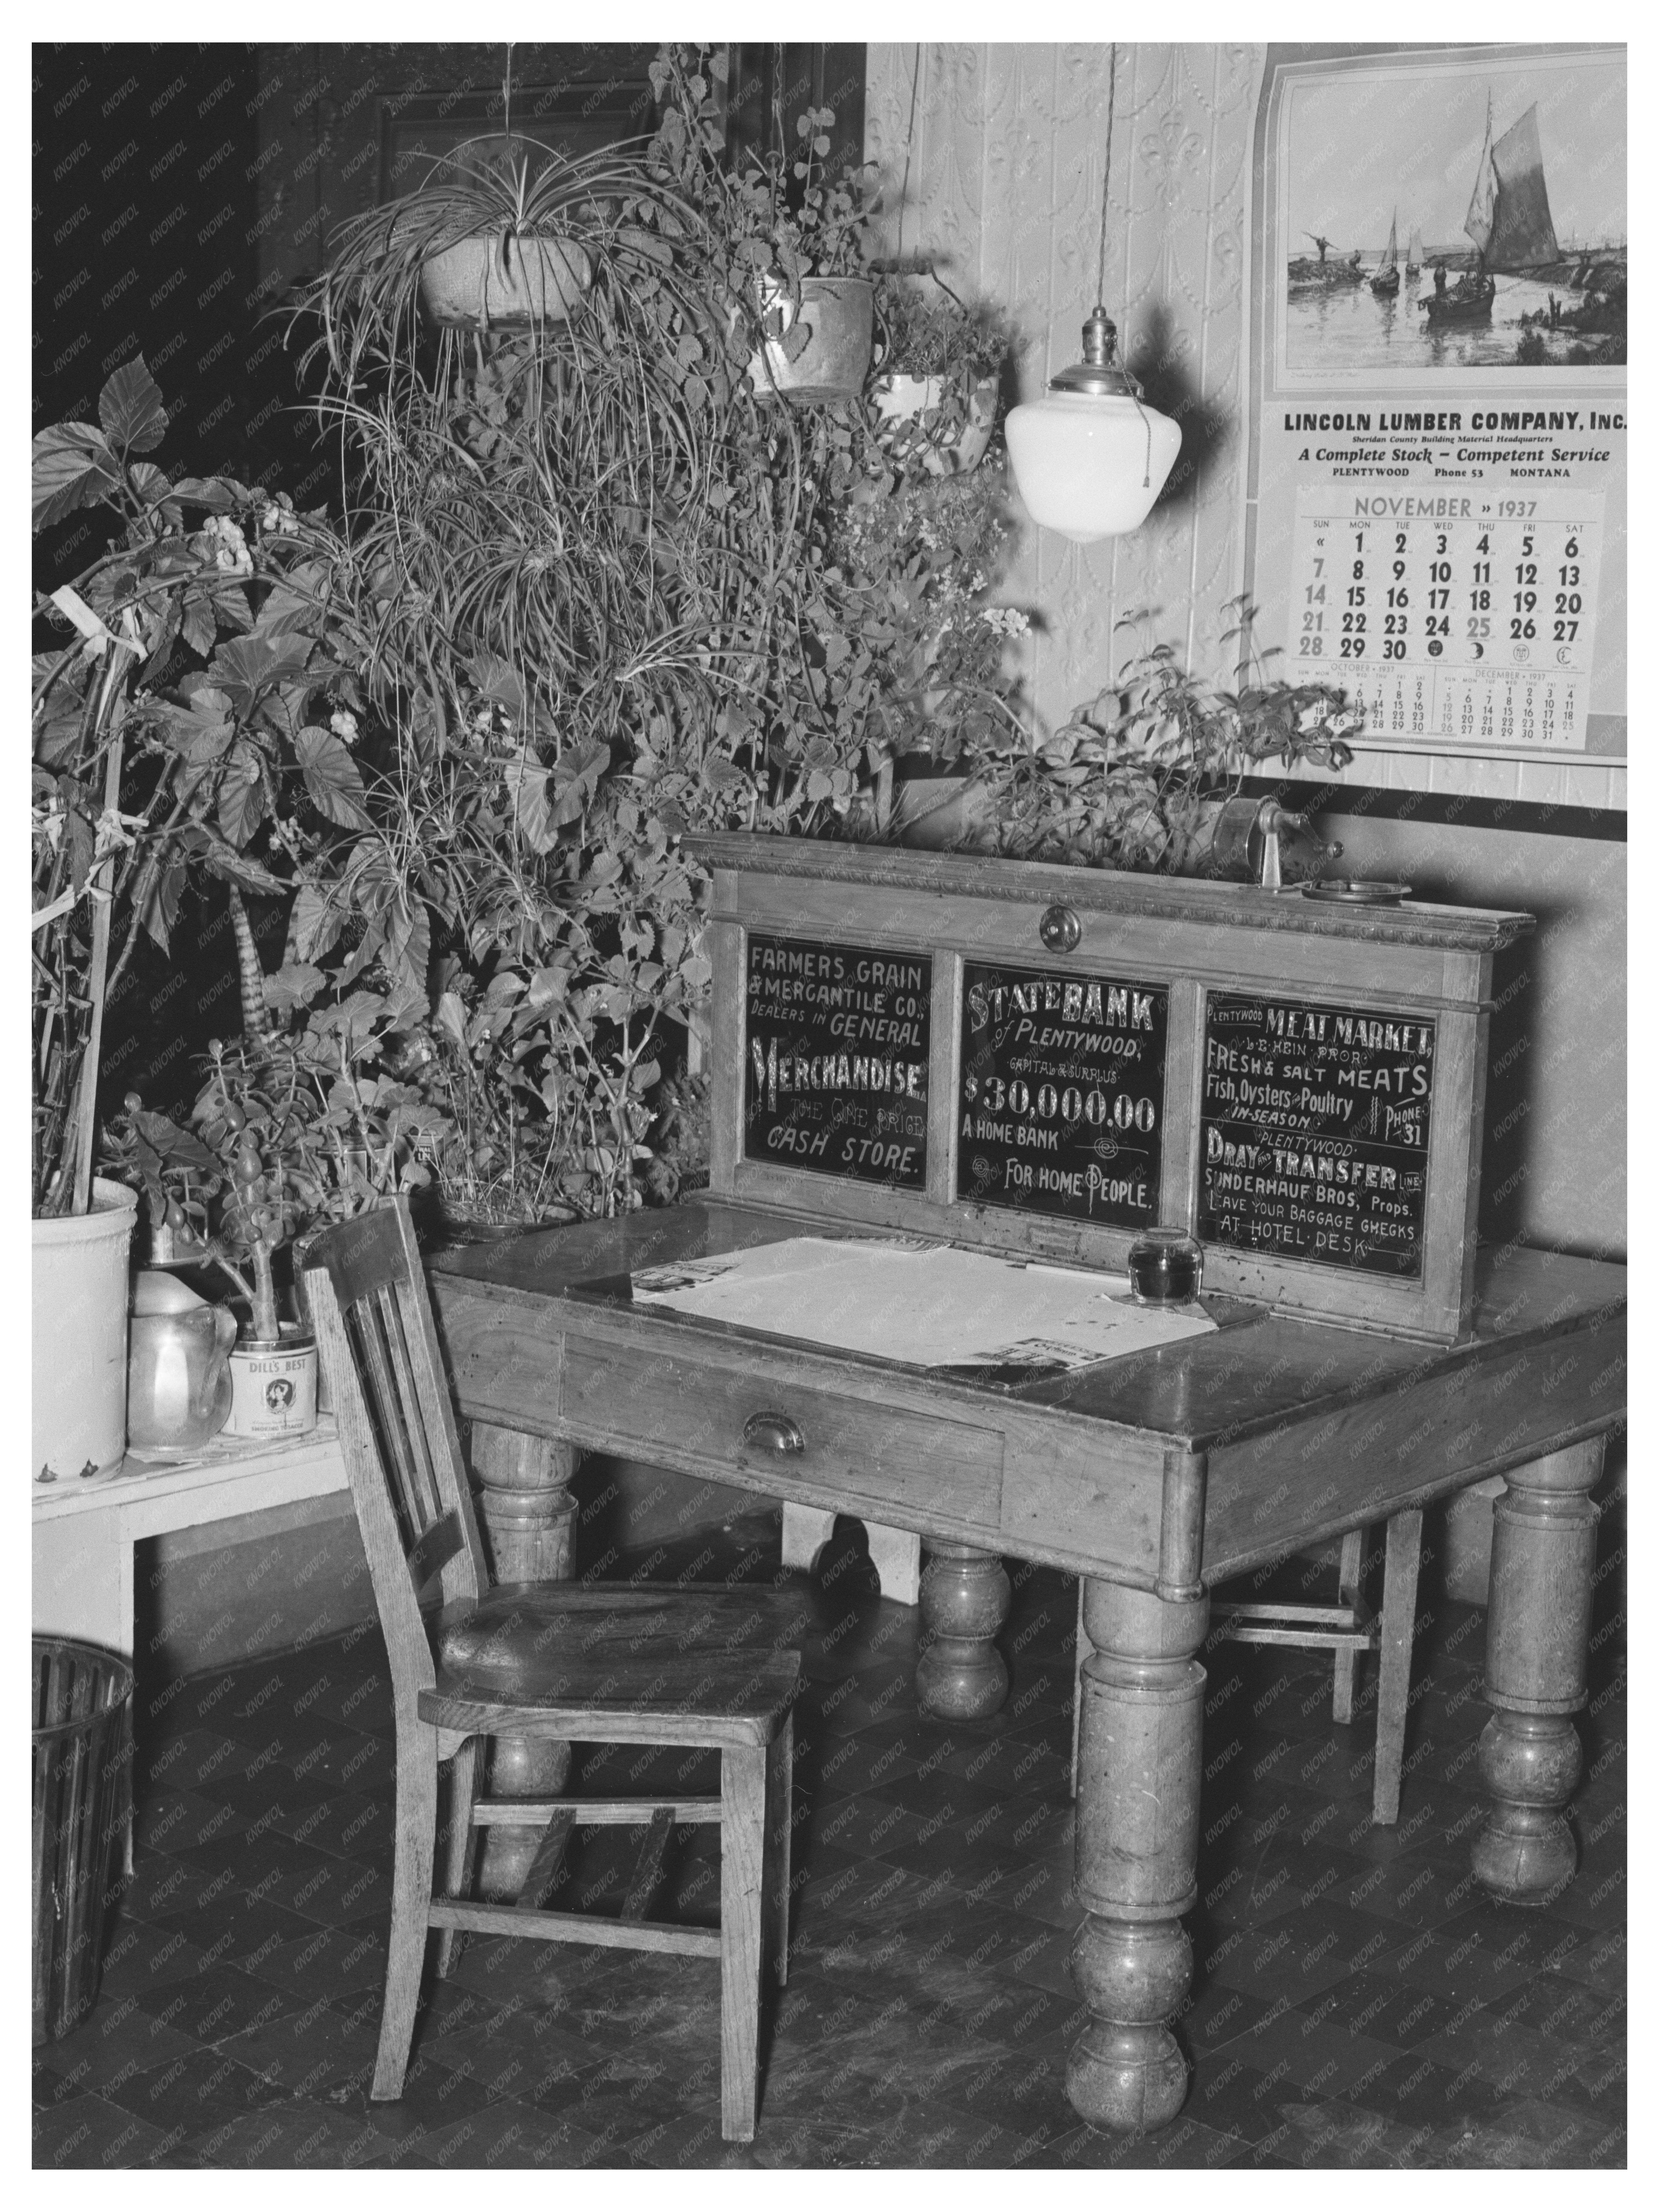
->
[1005,50,1181,544]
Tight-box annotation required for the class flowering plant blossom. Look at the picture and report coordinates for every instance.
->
[202,513,253,575]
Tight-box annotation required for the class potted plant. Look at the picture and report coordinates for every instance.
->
[107,995,449,1434]
[407,140,593,332]
[650,46,876,405]
[963,602,1359,872]
[313,130,643,372]
[870,274,1018,475]
[290,47,897,1225]
[30,357,370,1479]
[743,108,876,405]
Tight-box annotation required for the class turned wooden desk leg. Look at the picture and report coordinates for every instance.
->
[1068,1577,1208,2135]
[916,1541,1011,1720]
[469,1423,578,1899]
[1472,1439,1602,1906]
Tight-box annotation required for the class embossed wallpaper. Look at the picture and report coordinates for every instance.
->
[864,44,1623,1264]
[866,42,1264,740]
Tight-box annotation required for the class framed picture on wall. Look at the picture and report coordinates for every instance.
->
[1243,42,1625,806]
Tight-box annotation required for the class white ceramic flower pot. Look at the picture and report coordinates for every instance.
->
[419,232,592,328]
[32,1180,138,1483]
[872,372,1000,475]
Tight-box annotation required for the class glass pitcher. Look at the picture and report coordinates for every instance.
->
[126,1272,236,1453]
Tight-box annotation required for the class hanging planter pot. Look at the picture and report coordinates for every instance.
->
[418,230,593,329]
[872,371,1000,476]
[747,276,874,404]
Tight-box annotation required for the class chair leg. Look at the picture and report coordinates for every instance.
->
[372,1717,439,2102]
[720,1741,768,2144]
[1372,1509,1423,1825]
[1331,1527,1366,1723]
[434,1736,480,1981]
[763,1714,793,1989]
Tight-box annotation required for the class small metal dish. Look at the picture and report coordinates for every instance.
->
[1302,879,1413,906]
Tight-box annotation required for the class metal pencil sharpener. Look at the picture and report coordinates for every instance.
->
[1211,794,1343,892]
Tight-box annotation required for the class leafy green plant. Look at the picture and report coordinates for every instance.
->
[277,49,902,1218]
[107,1014,445,1339]
[966,604,1358,873]
[651,47,874,304]
[30,356,371,1216]
[873,275,1017,380]
[262,46,1034,1227]
[866,275,1018,480]
[835,460,1029,779]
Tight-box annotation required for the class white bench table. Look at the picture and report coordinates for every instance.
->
[31,1422,347,1659]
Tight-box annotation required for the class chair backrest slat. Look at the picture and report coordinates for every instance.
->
[370,1281,446,1532]
[392,1267,477,1522]
[350,1290,430,1543]
[305,1202,489,1686]
[406,1508,467,1594]
[317,1205,409,1304]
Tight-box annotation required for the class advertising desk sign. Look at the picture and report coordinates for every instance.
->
[1200,994,1434,1277]
[696,836,1531,1342]
[957,964,1169,1227]
[743,933,931,1190]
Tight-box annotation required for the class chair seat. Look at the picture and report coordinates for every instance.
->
[423,1582,801,1745]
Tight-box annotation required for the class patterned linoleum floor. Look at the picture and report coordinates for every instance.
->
[33,1512,1626,2169]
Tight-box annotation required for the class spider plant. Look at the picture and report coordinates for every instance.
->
[280,46,1027,1224]
[307,137,709,391]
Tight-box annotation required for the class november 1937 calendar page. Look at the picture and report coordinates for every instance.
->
[1245,44,1625,778]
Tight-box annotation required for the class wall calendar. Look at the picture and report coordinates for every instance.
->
[1289,484,1604,748]
[1248,44,1626,777]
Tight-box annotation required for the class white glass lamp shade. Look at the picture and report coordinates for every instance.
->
[1006,388,1182,544]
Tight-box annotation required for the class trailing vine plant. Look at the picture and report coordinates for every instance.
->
[278,42,1029,1221]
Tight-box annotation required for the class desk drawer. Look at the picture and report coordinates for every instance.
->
[562,1335,1005,1537]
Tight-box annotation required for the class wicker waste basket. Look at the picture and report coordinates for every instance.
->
[33,1637,133,2043]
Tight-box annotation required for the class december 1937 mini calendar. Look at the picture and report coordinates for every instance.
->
[1289,485,1605,748]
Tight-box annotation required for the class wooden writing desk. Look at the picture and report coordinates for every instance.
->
[427,838,1625,2134]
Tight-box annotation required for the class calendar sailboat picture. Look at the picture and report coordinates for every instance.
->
[1422,93,1559,327]
[1370,210,1400,297]
[1278,46,1624,375]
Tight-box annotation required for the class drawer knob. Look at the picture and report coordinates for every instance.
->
[743,1410,805,1456]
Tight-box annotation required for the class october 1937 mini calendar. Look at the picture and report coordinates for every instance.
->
[1289,485,1605,748]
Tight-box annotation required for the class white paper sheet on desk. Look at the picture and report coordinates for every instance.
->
[629,1238,1216,1369]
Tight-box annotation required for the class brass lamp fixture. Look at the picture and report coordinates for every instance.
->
[1005,48,1182,543]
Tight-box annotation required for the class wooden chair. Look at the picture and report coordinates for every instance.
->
[304,1200,798,2144]
[1070,1511,1424,1825]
